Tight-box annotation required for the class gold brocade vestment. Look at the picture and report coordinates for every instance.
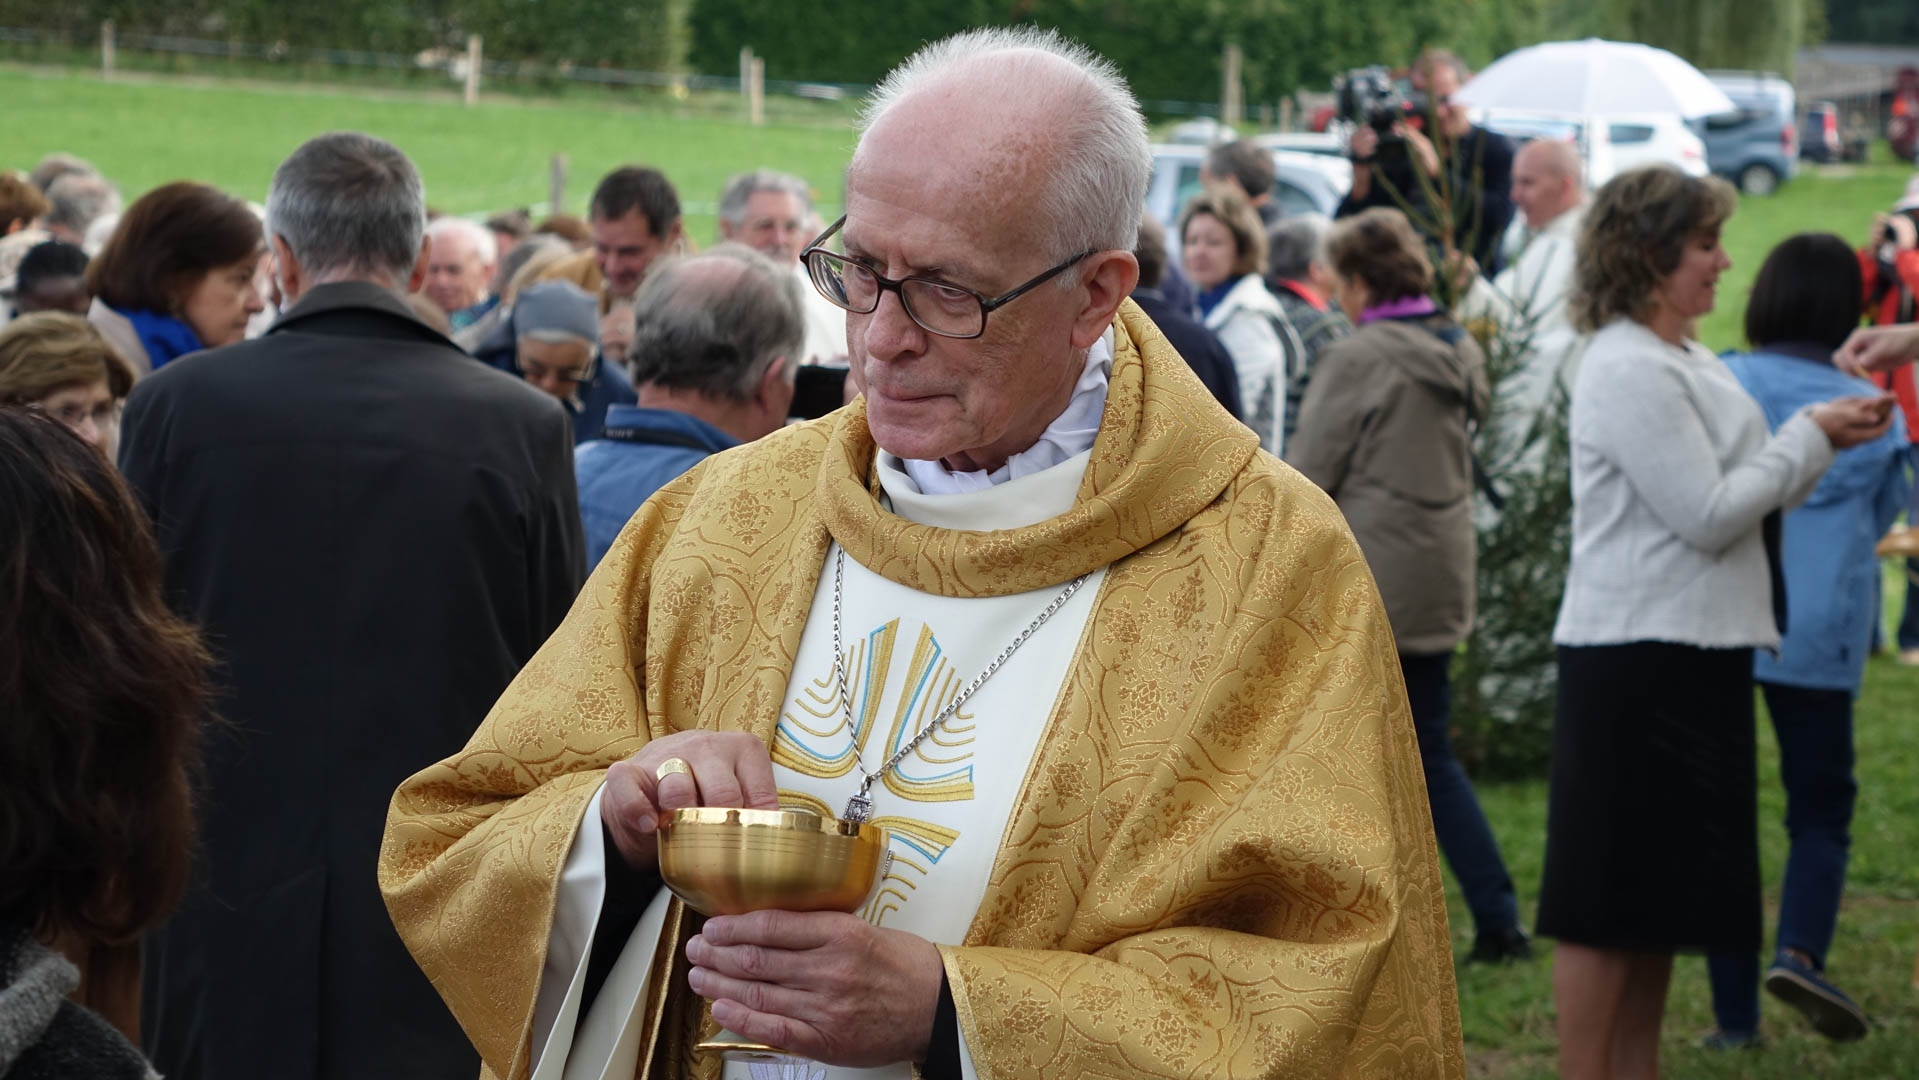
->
[379,301,1467,1080]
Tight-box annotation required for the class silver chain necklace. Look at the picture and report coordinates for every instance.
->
[829,547,1089,824]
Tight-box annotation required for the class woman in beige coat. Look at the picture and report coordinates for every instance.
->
[1287,206,1526,964]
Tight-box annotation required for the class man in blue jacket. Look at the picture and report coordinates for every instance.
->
[575,244,804,568]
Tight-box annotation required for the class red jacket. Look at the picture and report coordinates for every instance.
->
[1860,247,1919,444]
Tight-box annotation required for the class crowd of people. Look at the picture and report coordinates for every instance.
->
[5,26,1919,1080]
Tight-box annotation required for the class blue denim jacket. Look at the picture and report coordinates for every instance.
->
[1725,345,1913,692]
[574,406,738,570]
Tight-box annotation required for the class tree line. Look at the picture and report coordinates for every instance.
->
[13,1,1918,107]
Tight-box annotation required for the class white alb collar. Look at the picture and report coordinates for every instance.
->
[889,330,1113,497]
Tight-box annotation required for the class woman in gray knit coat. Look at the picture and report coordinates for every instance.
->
[1536,165,1894,1080]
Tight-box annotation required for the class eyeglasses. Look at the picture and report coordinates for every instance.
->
[801,215,1093,340]
[519,358,596,384]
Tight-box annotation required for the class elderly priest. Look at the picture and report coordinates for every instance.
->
[381,27,1464,1080]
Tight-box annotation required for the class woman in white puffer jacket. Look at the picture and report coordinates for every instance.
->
[1179,187,1291,453]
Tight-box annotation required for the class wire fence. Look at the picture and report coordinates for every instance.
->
[0,23,1226,117]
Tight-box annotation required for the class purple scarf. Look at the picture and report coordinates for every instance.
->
[1356,295,1438,326]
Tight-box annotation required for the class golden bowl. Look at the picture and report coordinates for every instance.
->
[657,807,888,916]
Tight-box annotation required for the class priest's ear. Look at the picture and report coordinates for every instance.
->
[1071,250,1140,350]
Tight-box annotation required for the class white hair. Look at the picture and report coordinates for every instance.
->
[718,170,813,227]
[859,27,1150,281]
[426,215,497,267]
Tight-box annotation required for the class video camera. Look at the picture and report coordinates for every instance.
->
[1878,208,1919,247]
[1335,66,1431,136]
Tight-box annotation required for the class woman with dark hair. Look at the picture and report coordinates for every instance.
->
[1287,207,1528,964]
[1700,233,1912,1046]
[1541,169,1894,1078]
[0,408,211,1074]
[0,312,136,460]
[84,181,263,375]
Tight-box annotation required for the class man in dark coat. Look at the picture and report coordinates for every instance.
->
[118,132,585,1080]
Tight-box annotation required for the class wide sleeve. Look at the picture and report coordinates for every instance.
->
[1579,344,1833,554]
[378,465,699,1080]
[941,471,1462,1078]
[1285,334,1375,497]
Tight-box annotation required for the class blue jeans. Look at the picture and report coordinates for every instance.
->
[1707,682,1857,1034]
[1400,651,1521,934]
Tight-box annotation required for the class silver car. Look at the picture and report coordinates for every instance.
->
[1146,142,1353,262]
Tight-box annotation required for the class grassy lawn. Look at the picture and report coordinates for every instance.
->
[0,64,858,243]
[1452,567,1919,1078]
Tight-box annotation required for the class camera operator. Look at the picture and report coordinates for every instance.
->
[1338,49,1516,277]
[1861,178,1919,663]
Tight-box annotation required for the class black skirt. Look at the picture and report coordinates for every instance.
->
[1535,642,1762,953]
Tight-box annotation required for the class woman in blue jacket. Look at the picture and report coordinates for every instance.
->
[1712,233,1912,1046]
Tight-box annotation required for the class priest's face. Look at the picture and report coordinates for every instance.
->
[841,97,1130,473]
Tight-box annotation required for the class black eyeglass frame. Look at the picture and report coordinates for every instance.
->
[800,215,1095,341]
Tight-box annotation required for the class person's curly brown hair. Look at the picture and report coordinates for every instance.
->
[1571,165,1737,334]
[0,409,211,943]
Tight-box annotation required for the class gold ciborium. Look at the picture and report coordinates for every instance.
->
[658,807,890,1062]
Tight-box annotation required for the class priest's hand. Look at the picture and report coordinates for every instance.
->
[686,910,944,1067]
[600,731,781,871]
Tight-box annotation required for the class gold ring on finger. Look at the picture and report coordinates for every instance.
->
[655,757,692,782]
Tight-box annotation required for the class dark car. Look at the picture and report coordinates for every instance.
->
[1802,102,1842,163]
[1700,71,1798,195]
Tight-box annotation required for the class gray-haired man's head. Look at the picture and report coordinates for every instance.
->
[29,153,96,194]
[1265,214,1332,286]
[41,174,120,246]
[717,170,815,266]
[265,132,426,298]
[631,243,804,412]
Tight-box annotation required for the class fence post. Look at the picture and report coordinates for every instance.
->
[100,20,115,80]
[464,34,482,107]
[1220,43,1243,130]
[740,46,753,99]
[1279,97,1296,133]
[548,154,567,217]
[749,56,765,127]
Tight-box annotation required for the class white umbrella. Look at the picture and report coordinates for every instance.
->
[1453,38,1735,119]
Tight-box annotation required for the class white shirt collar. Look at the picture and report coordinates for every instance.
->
[888,329,1113,497]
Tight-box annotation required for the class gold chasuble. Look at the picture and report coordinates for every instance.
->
[380,300,1466,1080]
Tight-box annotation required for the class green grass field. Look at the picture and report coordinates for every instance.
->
[1451,565,1919,1079]
[0,64,859,243]
[5,64,1918,1075]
